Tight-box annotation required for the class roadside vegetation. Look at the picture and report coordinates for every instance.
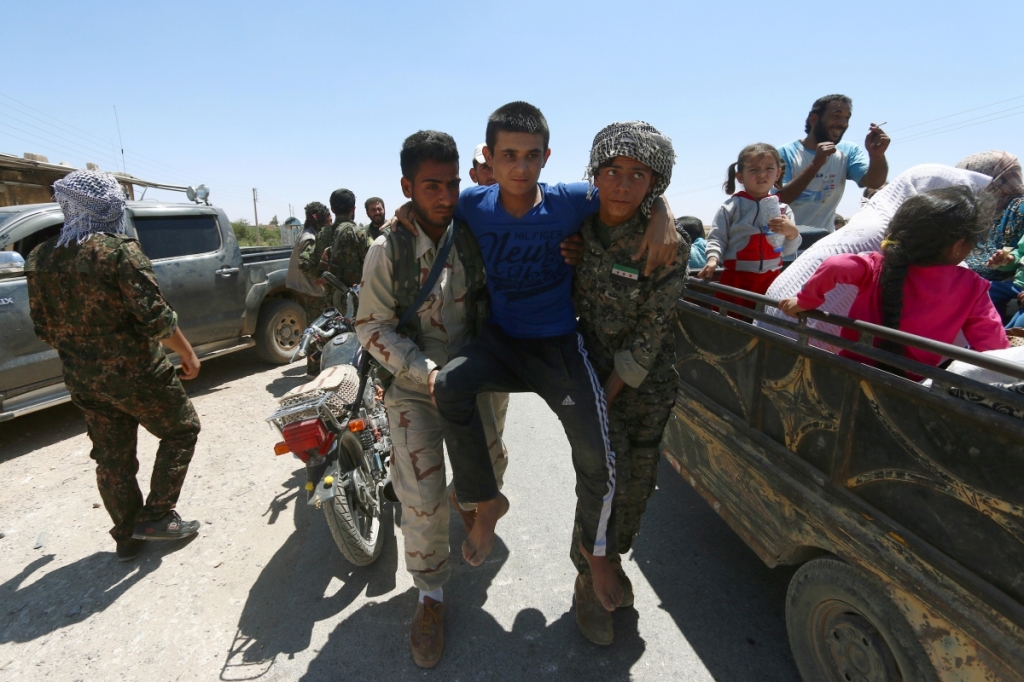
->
[231,217,281,246]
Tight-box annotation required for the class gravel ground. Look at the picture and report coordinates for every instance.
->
[0,349,800,681]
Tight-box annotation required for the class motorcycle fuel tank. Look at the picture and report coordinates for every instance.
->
[320,331,361,370]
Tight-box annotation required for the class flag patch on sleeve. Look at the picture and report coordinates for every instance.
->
[610,264,640,285]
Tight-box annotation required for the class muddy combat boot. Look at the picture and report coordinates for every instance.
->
[409,596,445,668]
[615,564,634,608]
[574,573,613,645]
[132,511,200,540]
[116,538,145,562]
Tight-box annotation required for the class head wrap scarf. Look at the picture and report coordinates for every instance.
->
[956,151,1024,211]
[585,121,675,219]
[52,170,127,248]
[304,201,331,230]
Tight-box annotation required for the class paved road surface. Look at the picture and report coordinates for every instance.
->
[0,350,801,680]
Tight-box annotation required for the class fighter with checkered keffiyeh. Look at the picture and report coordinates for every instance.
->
[26,170,204,562]
[571,121,690,645]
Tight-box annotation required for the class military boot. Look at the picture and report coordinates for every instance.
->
[574,573,613,645]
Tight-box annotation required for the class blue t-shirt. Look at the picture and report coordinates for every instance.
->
[456,182,598,338]
[778,140,869,231]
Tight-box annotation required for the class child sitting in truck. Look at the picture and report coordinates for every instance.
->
[779,186,1009,374]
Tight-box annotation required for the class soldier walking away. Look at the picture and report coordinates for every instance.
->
[356,131,507,668]
[289,203,330,373]
[571,122,688,644]
[24,170,203,562]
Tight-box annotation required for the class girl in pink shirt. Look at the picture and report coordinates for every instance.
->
[780,186,1009,374]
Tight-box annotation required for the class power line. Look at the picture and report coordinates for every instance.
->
[888,94,1024,133]
[896,109,1024,146]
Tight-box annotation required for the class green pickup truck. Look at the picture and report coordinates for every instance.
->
[663,279,1024,682]
[0,201,308,422]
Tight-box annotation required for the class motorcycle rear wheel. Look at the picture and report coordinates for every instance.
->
[323,443,384,566]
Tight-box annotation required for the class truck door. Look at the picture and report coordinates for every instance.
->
[0,214,65,402]
[128,208,246,347]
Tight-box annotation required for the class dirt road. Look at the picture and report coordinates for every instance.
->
[0,350,799,681]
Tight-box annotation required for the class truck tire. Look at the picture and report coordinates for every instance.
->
[786,556,938,682]
[254,298,305,364]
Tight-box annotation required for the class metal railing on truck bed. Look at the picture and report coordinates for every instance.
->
[663,278,1024,681]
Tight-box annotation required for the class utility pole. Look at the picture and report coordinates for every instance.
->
[252,188,260,246]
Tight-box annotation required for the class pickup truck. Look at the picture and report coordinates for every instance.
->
[0,201,308,422]
[663,279,1024,682]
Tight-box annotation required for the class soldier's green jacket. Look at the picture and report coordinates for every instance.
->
[364,222,389,242]
[573,212,690,387]
[25,233,178,390]
[296,228,319,277]
[328,220,371,288]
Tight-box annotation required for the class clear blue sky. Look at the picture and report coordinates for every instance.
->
[3,0,1022,226]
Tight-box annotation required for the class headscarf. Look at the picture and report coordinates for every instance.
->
[304,201,331,230]
[585,121,675,219]
[52,170,127,248]
[956,151,1024,211]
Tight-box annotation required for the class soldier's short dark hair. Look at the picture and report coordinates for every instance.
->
[805,94,852,134]
[486,101,549,151]
[364,197,384,209]
[400,130,459,180]
[329,188,356,215]
[675,216,705,243]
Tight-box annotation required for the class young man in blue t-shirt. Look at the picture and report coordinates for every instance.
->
[431,101,678,615]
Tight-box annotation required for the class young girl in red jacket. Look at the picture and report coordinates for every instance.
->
[699,143,802,311]
[780,186,1008,377]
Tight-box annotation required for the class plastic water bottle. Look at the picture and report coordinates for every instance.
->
[761,195,785,253]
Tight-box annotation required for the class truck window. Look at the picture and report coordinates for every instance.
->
[134,215,221,260]
[13,223,63,261]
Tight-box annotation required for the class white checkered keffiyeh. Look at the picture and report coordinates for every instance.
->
[53,170,127,247]
[585,121,675,219]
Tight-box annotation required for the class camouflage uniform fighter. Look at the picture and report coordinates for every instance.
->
[321,189,370,309]
[570,122,687,644]
[25,170,203,562]
[293,202,330,320]
[356,131,507,668]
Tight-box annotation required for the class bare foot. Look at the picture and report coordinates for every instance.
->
[449,490,477,534]
[579,542,623,611]
[462,493,509,566]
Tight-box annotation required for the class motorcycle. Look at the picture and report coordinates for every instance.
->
[266,281,394,566]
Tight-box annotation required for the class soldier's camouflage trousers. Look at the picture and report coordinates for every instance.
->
[386,381,507,592]
[571,366,677,575]
[299,293,327,326]
[69,360,201,543]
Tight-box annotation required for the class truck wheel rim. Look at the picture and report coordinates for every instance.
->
[811,600,900,682]
[275,313,302,350]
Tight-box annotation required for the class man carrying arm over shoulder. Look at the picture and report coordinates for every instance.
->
[570,121,688,644]
[355,131,506,669]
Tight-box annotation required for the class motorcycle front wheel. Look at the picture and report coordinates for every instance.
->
[322,436,385,566]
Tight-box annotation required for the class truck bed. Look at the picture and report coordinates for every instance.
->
[662,279,1024,680]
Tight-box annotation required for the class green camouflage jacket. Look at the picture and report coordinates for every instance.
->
[25,233,178,389]
[573,212,689,388]
[328,220,371,288]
